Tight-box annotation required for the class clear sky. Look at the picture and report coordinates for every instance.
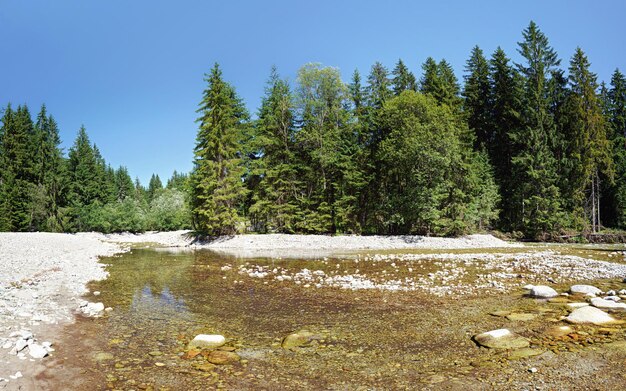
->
[1,0,625,185]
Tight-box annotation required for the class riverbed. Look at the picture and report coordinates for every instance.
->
[33,244,626,390]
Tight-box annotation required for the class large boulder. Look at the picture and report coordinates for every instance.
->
[529,286,558,298]
[590,297,626,311]
[473,329,530,349]
[565,306,618,325]
[187,334,226,350]
[569,285,602,297]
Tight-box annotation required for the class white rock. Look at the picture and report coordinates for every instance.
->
[14,339,28,353]
[522,284,535,290]
[603,296,621,302]
[93,291,101,296]
[28,343,48,359]
[590,297,626,310]
[607,290,616,296]
[565,306,618,325]
[81,302,105,316]
[2,340,13,349]
[187,334,226,349]
[528,367,538,373]
[619,289,626,295]
[529,285,558,298]
[570,285,602,296]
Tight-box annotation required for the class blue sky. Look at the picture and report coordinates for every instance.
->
[1,0,625,185]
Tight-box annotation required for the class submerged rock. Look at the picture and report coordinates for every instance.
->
[590,297,626,310]
[545,325,573,337]
[565,306,618,325]
[473,329,530,349]
[508,348,544,360]
[569,285,602,297]
[282,330,318,350]
[529,286,558,298]
[506,313,537,322]
[81,302,105,317]
[207,350,240,365]
[187,334,226,349]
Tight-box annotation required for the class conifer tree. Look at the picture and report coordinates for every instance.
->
[248,67,300,232]
[67,126,101,230]
[147,173,163,201]
[607,69,626,227]
[489,47,524,229]
[512,21,564,238]
[190,63,249,235]
[391,59,417,95]
[115,166,136,201]
[563,48,613,231]
[463,46,492,149]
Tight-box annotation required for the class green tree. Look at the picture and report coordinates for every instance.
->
[391,59,417,95]
[489,47,524,230]
[294,63,363,233]
[67,126,101,231]
[248,67,300,232]
[463,46,492,149]
[512,21,564,238]
[115,166,135,201]
[190,63,249,235]
[147,173,163,201]
[607,69,626,227]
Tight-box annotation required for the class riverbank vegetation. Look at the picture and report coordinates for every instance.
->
[2,22,625,239]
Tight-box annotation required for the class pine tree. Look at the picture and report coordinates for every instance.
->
[115,166,136,201]
[563,48,613,232]
[391,59,417,95]
[166,170,188,190]
[512,21,564,238]
[463,46,492,149]
[190,63,249,235]
[607,69,626,227]
[489,47,524,229]
[366,62,391,109]
[0,105,36,231]
[420,58,461,109]
[67,126,101,230]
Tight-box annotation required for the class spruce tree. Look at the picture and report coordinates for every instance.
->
[190,63,249,235]
[67,126,101,230]
[115,166,136,201]
[607,69,626,227]
[563,48,613,231]
[512,21,564,238]
[489,47,524,229]
[463,46,492,149]
[391,59,417,95]
[147,173,163,201]
[248,67,300,232]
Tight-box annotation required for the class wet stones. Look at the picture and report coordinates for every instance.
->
[473,329,530,349]
[564,306,618,325]
[281,330,319,350]
[206,350,240,365]
[544,325,573,337]
[187,334,226,350]
[505,313,537,322]
[528,285,558,298]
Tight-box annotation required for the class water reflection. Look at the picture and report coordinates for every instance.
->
[130,285,188,316]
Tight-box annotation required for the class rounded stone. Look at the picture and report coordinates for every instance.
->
[473,329,530,349]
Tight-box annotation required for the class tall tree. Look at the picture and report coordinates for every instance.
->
[190,63,249,235]
[391,59,417,95]
[249,67,299,232]
[294,63,363,233]
[67,126,101,230]
[115,166,136,201]
[420,57,461,109]
[489,47,524,229]
[463,46,492,149]
[563,48,613,231]
[512,21,564,238]
[147,173,163,201]
[607,69,626,227]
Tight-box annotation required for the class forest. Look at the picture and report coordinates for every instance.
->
[1,22,625,239]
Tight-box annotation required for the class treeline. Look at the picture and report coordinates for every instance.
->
[0,104,191,233]
[191,21,626,239]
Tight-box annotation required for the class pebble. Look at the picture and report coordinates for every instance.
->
[187,334,226,349]
[565,306,618,325]
[28,343,49,359]
[529,286,558,298]
[569,285,602,297]
[528,367,538,373]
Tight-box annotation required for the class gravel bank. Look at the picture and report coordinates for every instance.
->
[0,232,125,389]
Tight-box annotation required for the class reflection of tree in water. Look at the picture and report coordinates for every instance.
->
[129,285,188,317]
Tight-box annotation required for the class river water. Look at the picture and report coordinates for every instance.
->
[36,245,626,390]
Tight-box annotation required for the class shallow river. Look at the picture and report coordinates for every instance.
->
[37,245,626,390]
